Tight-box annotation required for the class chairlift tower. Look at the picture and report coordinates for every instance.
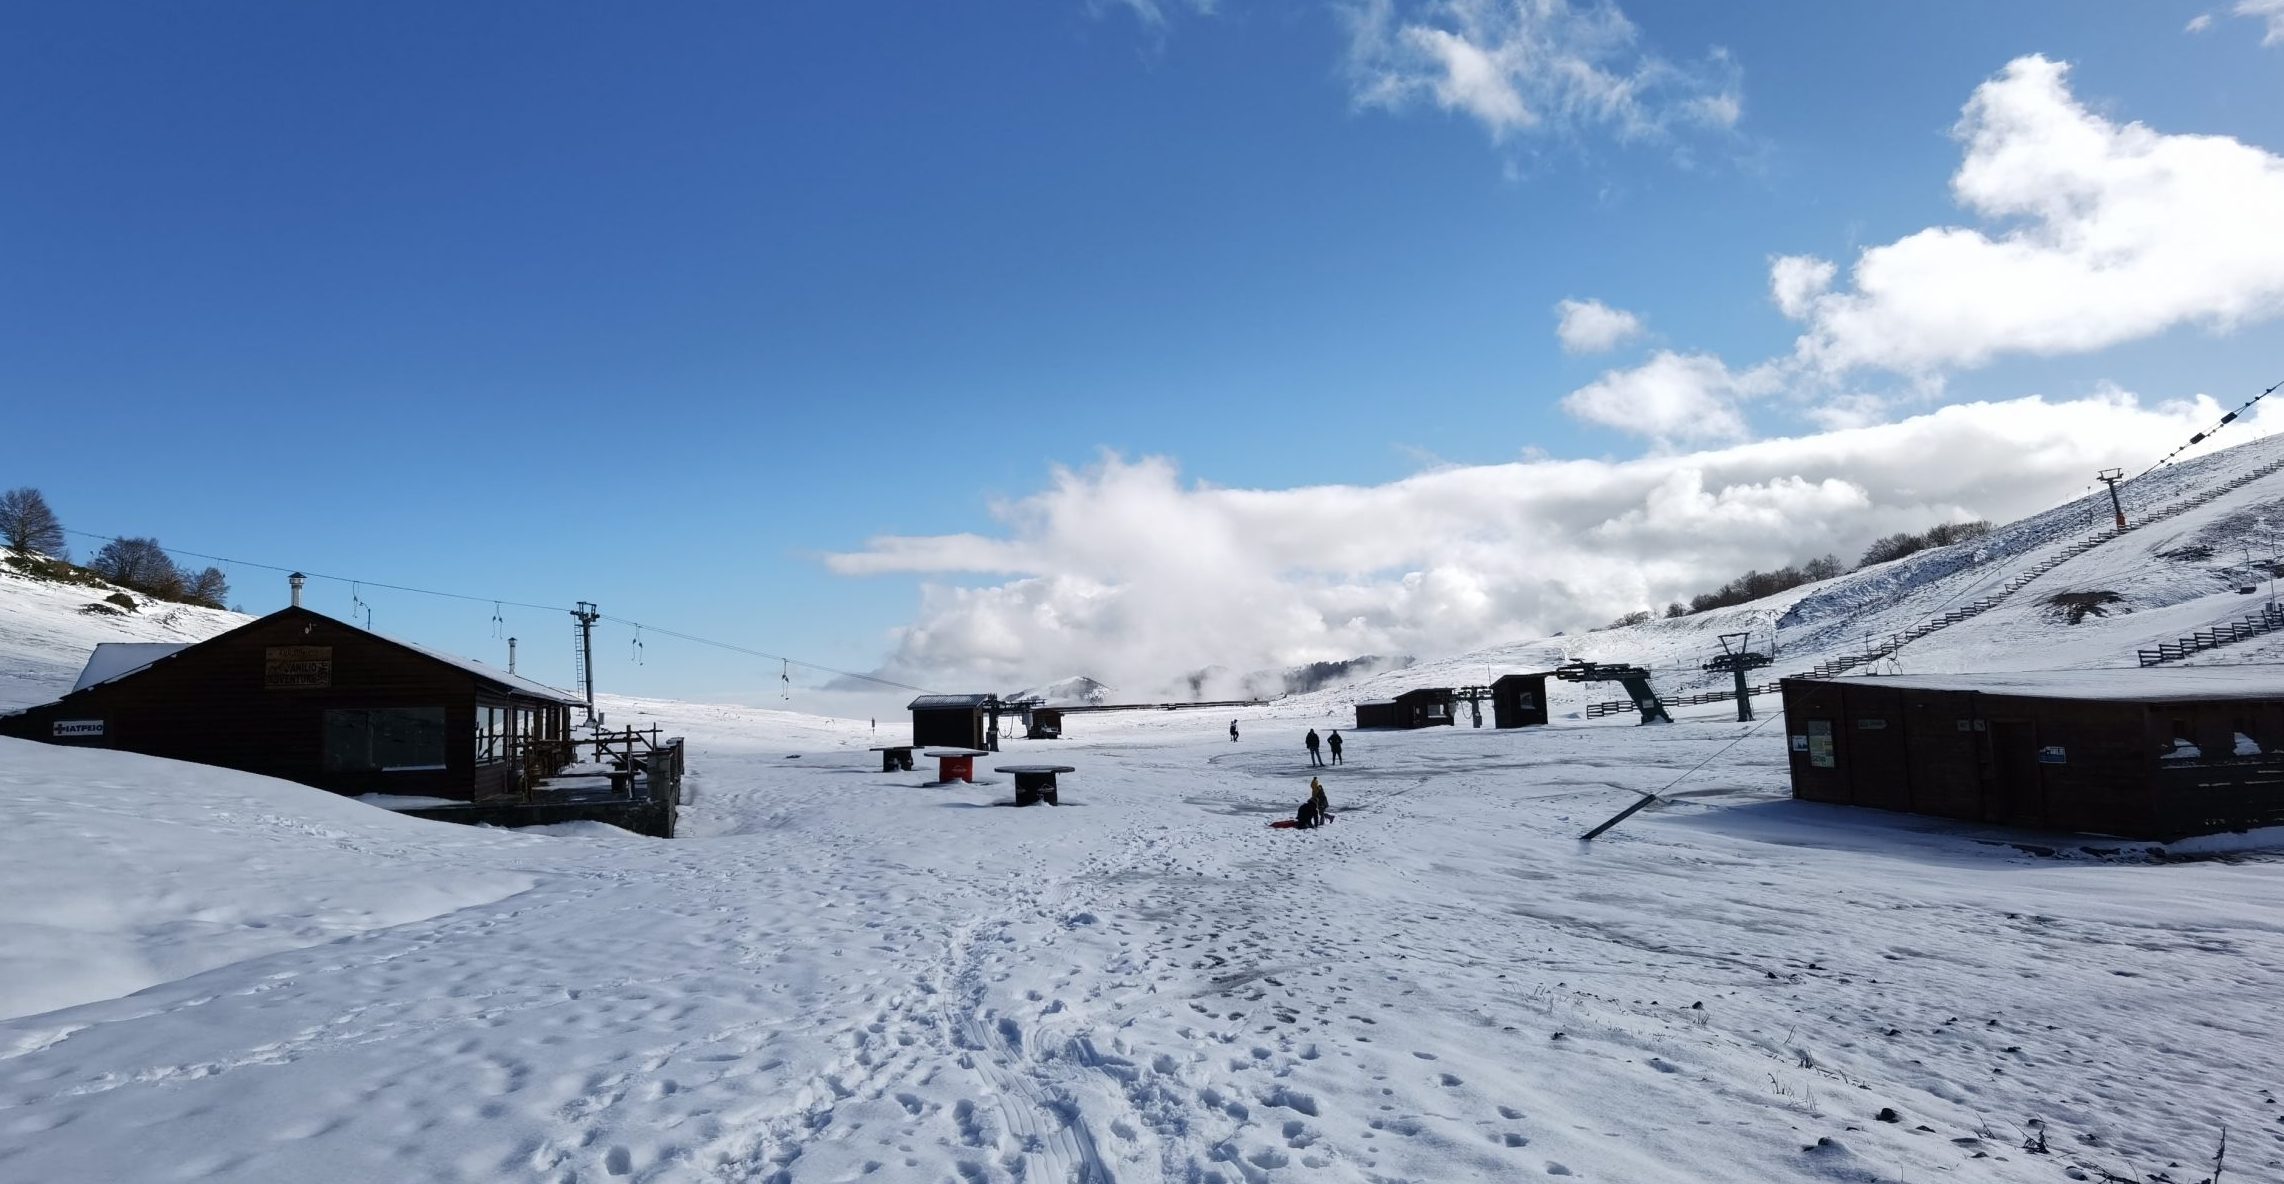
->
[570,601,601,723]
[1702,633,1773,722]
[2096,468,2127,530]
[1552,661,1672,725]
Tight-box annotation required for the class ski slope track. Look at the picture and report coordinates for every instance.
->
[4,437,2284,1182]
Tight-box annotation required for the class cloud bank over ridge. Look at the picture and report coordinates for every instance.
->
[830,392,2272,692]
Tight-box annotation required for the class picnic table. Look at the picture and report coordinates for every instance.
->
[995,764,1075,807]
[868,745,917,772]
[924,748,990,784]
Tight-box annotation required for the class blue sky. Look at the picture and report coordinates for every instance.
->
[6,2,2284,710]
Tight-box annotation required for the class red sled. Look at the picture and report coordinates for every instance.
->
[1269,819,1299,829]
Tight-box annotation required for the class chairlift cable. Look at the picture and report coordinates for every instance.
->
[2133,376,2284,480]
[51,534,945,699]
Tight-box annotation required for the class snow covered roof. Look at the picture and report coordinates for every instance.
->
[908,693,992,710]
[44,608,581,706]
[72,643,191,692]
[1799,666,2284,703]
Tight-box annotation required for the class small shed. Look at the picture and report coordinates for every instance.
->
[0,605,582,804]
[1356,689,1458,730]
[1780,669,2284,838]
[1394,688,1458,729]
[1026,707,1063,740]
[1491,673,1550,728]
[910,693,993,750]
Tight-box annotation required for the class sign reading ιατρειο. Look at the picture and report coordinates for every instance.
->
[265,645,333,689]
[53,720,104,738]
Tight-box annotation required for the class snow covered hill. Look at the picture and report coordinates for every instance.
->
[0,558,246,713]
[1284,429,2284,725]
[4,437,2284,1183]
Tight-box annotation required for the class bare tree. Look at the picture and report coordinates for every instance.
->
[183,566,230,609]
[89,537,181,596]
[0,487,65,556]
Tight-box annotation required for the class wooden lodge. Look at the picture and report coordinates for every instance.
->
[1780,669,2284,839]
[1491,673,1550,728]
[0,605,683,836]
[1355,687,1459,730]
[909,693,994,750]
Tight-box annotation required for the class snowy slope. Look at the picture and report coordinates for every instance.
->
[1274,430,2284,724]
[0,560,246,713]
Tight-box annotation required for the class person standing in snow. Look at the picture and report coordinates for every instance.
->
[1230,719,1239,742]
[1327,730,1344,765]
[1304,728,1323,767]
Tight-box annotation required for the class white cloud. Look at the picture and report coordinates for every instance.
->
[828,392,2269,691]
[1781,55,2284,375]
[2186,12,2215,33]
[1554,297,1645,353]
[1345,0,1742,143]
[1091,0,1217,32]
[1768,254,1835,319]
[1560,351,1780,443]
[2238,0,2284,44]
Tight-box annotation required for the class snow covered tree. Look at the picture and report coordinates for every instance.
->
[0,487,65,556]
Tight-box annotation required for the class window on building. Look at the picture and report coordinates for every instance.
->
[324,707,447,773]
[476,705,506,765]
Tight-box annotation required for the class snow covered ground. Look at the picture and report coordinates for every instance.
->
[2,695,2280,1184]
[8,438,2284,1182]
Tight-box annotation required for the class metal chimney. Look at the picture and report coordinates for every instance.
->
[288,571,306,608]
[508,637,518,675]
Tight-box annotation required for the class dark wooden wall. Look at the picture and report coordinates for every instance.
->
[1492,675,1549,728]
[1779,678,2284,837]
[912,706,985,750]
[0,608,568,802]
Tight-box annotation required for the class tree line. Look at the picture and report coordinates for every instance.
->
[1602,519,1996,629]
[0,487,231,610]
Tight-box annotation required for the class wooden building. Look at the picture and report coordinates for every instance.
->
[1355,688,1458,730]
[1026,707,1063,740]
[909,693,993,749]
[1491,673,1550,728]
[1780,669,2284,838]
[0,605,583,805]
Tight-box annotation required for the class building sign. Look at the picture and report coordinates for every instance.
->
[53,720,104,738]
[1856,718,1888,730]
[2038,745,2067,765]
[265,646,333,689]
[1806,720,1836,768]
[1789,734,1808,752]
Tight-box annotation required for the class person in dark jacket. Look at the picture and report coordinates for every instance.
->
[1296,776,1332,828]
[1327,730,1344,765]
[1304,728,1323,767]
[1230,719,1239,742]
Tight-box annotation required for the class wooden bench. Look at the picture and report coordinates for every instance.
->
[868,745,917,772]
[995,764,1075,807]
[923,748,990,784]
